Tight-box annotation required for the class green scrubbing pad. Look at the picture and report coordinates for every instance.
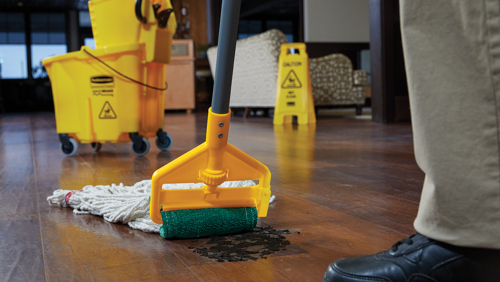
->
[160,207,258,239]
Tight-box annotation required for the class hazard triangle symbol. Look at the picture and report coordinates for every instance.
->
[281,70,302,89]
[99,101,117,119]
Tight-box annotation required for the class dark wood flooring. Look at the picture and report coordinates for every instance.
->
[0,111,424,281]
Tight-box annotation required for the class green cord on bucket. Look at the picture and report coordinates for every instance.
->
[160,207,258,239]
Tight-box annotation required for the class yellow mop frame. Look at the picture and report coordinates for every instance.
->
[149,109,271,225]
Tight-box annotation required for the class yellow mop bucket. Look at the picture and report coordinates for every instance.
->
[43,0,176,156]
[43,44,169,156]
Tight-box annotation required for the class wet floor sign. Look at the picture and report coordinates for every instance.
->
[273,43,316,125]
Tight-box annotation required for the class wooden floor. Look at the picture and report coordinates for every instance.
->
[0,110,424,281]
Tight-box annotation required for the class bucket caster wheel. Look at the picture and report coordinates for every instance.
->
[91,142,102,152]
[130,135,150,156]
[60,137,78,156]
[156,129,172,151]
[131,137,149,156]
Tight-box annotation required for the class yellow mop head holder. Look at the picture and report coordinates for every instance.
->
[149,108,271,224]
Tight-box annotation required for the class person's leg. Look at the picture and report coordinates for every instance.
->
[324,0,500,281]
[404,0,500,250]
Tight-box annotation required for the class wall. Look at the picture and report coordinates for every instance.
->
[303,0,369,42]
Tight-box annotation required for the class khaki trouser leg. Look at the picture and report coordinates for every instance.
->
[400,0,500,249]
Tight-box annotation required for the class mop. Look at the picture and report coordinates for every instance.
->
[46,180,274,234]
[148,0,272,239]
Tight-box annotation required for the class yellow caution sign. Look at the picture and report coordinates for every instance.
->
[273,43,316,125]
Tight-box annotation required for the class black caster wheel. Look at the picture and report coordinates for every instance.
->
[156,134,173,150]
[131,137,150,156]
[60,138,78,156]
[91,142,102,152]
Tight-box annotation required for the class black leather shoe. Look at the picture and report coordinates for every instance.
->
[324,233,500,282]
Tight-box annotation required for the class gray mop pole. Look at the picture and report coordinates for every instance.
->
[211,0,242,115]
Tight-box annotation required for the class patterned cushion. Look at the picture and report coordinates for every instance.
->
[207,29,366,108]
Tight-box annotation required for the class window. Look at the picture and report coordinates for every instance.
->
[0,12,28,79]
[31,44,67,79]
[80,12,95,49]
[360,49,371,84]
[30,13,67,79]
[84,38,95,49]
[78,11,92,27]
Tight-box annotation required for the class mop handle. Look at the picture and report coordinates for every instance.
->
[211,0,242,115]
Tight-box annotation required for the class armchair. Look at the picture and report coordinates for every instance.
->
[309,54,367,114]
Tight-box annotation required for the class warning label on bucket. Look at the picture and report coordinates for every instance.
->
[99,101,117,119]
[91,76,114,96]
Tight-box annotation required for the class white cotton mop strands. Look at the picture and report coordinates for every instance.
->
[47,180,160,233]
[47,180,275,234]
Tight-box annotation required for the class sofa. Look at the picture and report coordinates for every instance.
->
[207,29,368,116]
